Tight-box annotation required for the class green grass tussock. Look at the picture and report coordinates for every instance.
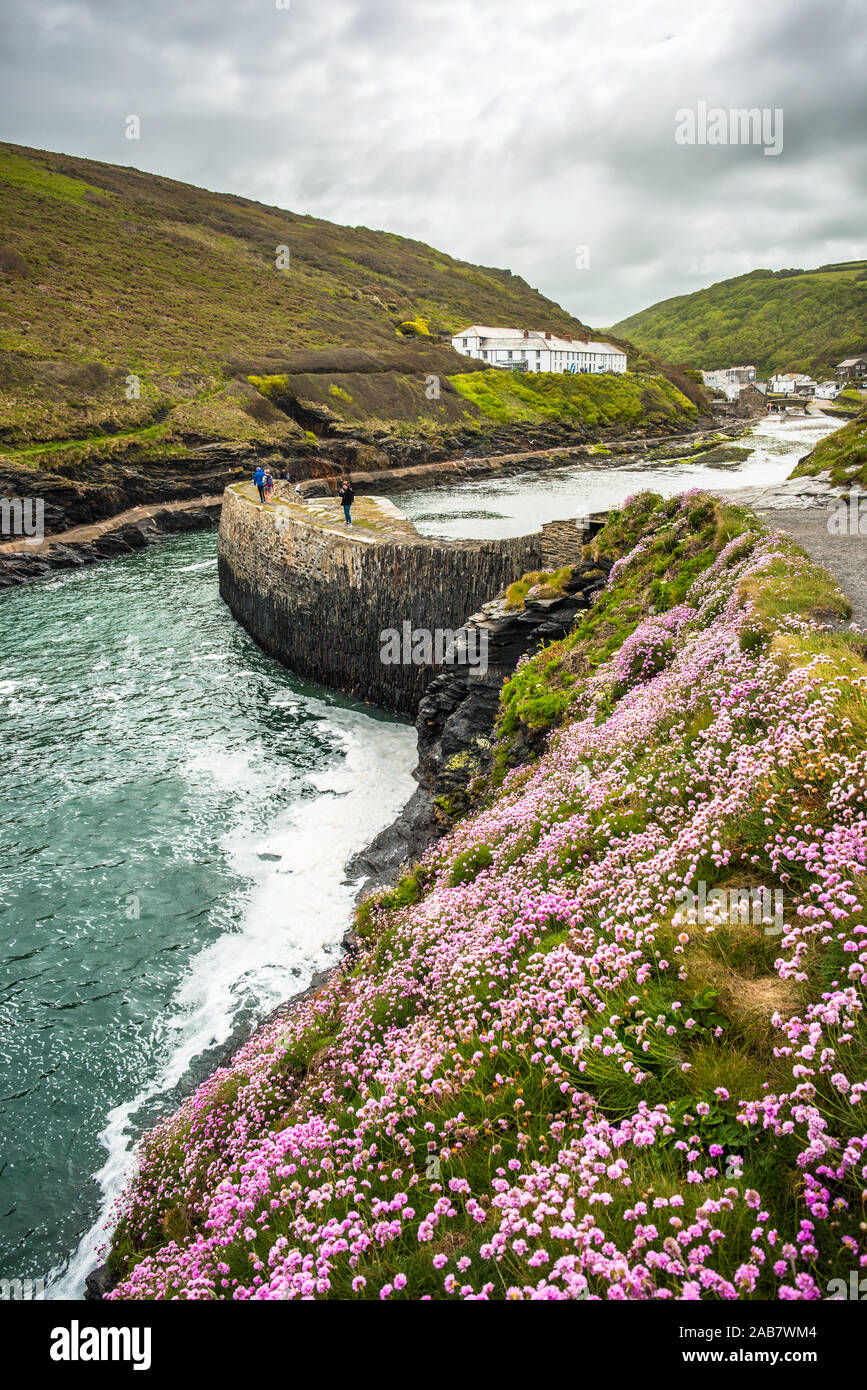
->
[791,406,867,488]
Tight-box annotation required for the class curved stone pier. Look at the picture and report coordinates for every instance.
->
[218,484,586,715]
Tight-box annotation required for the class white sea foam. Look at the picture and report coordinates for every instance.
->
[50,702,415,1298]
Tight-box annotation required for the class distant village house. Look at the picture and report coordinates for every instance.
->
[768,371,817,397]
[731,383,768,416]
[700,365,757,400]
[451,325,627,374]
[815,380,841,400]
[835,354,867,386]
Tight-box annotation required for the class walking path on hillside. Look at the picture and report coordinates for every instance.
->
[0,494,224,555]
[724,478,867,630]
[756,507,867,631]
[338,423,751,498]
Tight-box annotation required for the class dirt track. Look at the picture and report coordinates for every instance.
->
[0,494,224,555]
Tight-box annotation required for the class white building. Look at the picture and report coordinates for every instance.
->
[768,372,817,396]
[451,325,627,374]
[700,365,757,400]
[815,380,841,400]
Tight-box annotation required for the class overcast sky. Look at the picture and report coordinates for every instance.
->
[1,0,865,325]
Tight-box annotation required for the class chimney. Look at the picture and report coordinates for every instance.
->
[523,329,529,338]
[545,331,551,340]
[564,334,572,342]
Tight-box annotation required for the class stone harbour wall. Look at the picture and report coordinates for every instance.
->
[217,488,587,716]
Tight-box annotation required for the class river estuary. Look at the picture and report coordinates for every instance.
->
[400,412,839,539]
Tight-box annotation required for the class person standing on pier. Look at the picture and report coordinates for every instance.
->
[338,478,355,526]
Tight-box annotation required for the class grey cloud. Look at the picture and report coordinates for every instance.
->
[0,0,864,324]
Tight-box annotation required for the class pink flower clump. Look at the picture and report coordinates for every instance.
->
[104,495,867,1301]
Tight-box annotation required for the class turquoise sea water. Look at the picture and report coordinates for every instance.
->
[0,530,416,1294]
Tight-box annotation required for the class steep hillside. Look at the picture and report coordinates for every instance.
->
[0,141,593,460]
[0,144,709,532]
[102,490,867,1301]
[612,262,867,378]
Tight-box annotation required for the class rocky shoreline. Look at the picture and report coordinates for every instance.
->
[0,497,222,588]
[0,414,715,541]
[299,419,751,499]
[347,516,610,894]
[3,414,748,590]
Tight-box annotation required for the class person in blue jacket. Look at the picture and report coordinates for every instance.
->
[253,465,266,503]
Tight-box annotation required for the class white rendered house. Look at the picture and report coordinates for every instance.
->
[451,325,627,374]
[700,365,757,400]
[768,372,817,396]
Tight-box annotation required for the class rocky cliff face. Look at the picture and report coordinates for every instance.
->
[0,499,222,588]
[349,519,610,895]
[0,448,252,537]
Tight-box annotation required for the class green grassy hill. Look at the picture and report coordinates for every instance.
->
[0,145,708,532]
[612,262,867,378]
[0,142,599,461]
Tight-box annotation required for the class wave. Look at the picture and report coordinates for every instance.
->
[49,703,415,1298]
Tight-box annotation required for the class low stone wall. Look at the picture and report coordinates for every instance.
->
[539,518,596,568]
[218,488,577,716]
